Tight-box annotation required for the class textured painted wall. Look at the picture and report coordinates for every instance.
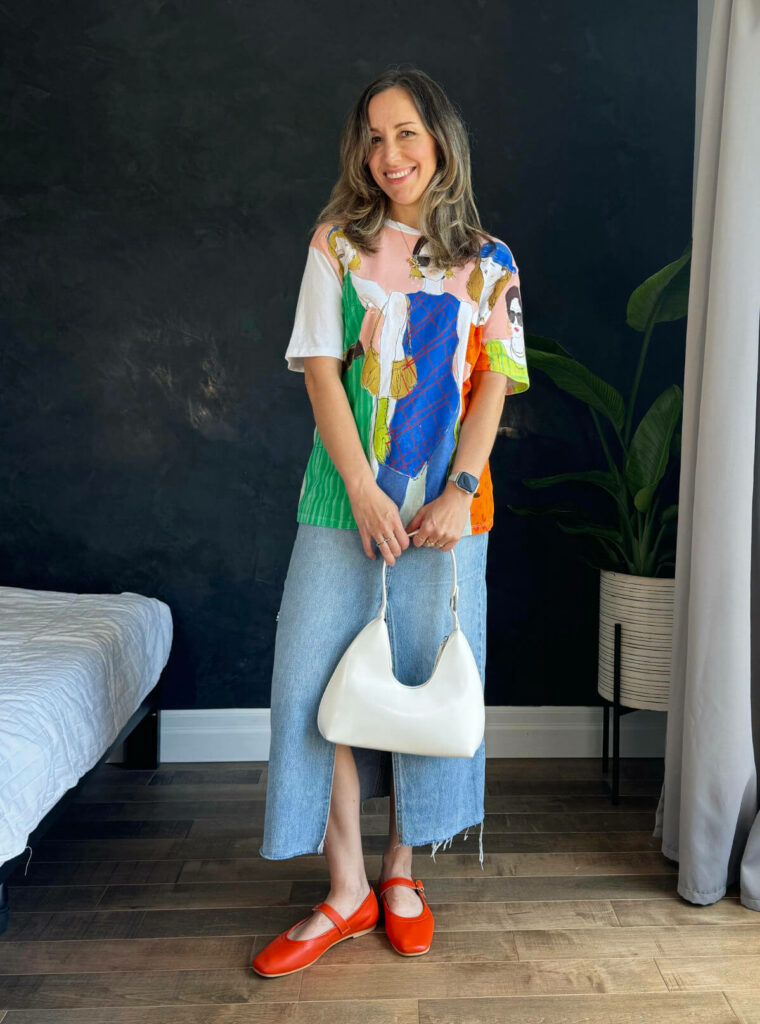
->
[0,2,695,709]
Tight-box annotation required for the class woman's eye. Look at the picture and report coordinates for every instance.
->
[370,130,415,144]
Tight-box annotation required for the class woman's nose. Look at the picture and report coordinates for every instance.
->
[384,140,402,163]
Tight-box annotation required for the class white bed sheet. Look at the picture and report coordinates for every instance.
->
[0,585,173,865]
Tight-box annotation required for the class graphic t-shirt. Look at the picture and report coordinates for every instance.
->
[284,217,530,535]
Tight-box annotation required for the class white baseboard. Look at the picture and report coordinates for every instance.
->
[109,706,667,763]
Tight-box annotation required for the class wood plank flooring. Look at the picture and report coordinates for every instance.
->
[1,756,758,1023]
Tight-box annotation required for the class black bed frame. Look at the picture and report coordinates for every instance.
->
[0,681,163,935]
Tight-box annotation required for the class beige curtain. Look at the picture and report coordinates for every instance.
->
[653,0,760,905]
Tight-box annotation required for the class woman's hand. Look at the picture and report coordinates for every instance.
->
[406,483,473,552]
[347,477,410,566]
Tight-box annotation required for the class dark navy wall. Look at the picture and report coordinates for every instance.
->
[0,2,695,709]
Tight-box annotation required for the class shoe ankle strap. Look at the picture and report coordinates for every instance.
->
[378,876,424,896]
[312,900,349,935]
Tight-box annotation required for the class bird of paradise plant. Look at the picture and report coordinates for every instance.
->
[508,243,691,578]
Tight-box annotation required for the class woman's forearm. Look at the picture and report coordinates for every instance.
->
[448,371,507,486]
[302,356,375,500]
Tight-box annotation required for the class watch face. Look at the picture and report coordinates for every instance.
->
[458,472,478,493]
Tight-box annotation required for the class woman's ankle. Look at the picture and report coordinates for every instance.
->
[327,877,370,902]
[381,847,413,879]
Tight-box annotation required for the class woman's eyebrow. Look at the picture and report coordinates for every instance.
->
[368,121,418,132]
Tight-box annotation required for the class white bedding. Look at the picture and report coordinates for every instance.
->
[0,585,173,865]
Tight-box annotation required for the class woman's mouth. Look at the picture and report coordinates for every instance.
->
[384,166,416,184]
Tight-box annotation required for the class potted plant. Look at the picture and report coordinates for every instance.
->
[508,243,691,711]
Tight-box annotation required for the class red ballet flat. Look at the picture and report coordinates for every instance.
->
[377,876,434,956]
[251,887,378,977]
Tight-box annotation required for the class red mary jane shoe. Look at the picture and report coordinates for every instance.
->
[377,876,434,956]
[251,887,378,977]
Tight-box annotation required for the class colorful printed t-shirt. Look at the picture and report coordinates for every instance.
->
[284,217,530,535]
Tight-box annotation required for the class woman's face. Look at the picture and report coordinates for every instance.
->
[365,86,439,227]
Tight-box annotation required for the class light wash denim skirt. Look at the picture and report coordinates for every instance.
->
[259,522,489,868]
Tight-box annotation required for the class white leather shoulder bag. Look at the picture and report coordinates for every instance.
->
[317,535,485,758]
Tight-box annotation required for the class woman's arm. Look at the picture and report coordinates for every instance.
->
[302,356,410,565]
[406,369,507,550]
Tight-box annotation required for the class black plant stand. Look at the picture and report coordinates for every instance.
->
[599,621,638,805]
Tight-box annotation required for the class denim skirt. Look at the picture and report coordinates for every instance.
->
[259,522,489,868]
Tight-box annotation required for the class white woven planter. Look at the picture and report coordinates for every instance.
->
[597,569,675,711]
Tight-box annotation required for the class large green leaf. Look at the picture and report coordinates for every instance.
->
[557,522,625,542]
[627,242,692,331]
[633,485,656,512]
[525,333,574,358]
[625,385,683,510]
[521,469,621,501]
[506,502,591,519]
[524,350,625,432]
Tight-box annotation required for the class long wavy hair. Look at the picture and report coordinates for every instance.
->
[312,66,489,270]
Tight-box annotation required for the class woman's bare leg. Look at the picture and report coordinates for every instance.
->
[288,743,371,939]
[378,770,424,916]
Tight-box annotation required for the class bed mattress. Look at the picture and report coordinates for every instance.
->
[0,585,173,865]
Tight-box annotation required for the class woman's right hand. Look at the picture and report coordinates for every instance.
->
[347,478,410,566]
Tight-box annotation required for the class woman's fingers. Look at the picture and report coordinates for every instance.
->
[364,516,401,565]
[367,508,409,565]
[364,519,457,562]
[350,483,420,563]
[359,527,377,561]
[382,533,402,563]
[373,532,397,566]
[414,522,457,550]
[391,516,410,552]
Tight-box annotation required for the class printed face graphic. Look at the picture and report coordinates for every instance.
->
[414,245,448,284]
[328,228,359,275]
[366,86,439,224]
[480,254,506,293]
[470,240,518,320]
[507,291,524,358]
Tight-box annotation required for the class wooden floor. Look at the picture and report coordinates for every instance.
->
[2,757,759,1022]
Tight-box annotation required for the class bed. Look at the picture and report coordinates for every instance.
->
[0,584,173,933]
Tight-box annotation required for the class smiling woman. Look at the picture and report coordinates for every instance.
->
[252,66,531,979]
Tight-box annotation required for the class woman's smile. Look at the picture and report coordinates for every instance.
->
[385,166,416,183]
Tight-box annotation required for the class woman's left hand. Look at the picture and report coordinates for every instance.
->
[406,484,473,552]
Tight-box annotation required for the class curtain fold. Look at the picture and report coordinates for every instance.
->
[653,0,760,906]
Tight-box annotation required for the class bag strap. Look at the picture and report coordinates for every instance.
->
[377,529,459,631]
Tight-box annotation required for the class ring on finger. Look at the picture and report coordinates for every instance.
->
[376,536,392,546]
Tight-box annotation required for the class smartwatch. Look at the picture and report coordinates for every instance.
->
[447,471,479,495]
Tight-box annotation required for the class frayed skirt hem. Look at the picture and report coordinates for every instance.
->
[258,844,328,861]
[258,815,485,868]
[392,816,486,871]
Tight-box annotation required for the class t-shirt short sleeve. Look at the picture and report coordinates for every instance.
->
[284,224,344,373]
[473,240,530,396]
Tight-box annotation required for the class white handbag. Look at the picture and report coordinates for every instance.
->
[317,535,485,758]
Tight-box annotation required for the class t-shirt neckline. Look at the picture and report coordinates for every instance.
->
[384,217,422,235]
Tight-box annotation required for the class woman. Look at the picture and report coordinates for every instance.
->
[252,66,530,978]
